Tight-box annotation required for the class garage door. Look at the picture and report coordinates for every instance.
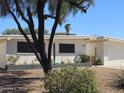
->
[104,43,124,67]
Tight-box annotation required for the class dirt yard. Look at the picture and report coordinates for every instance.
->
[0,66,123,93]
[92,67,124,93]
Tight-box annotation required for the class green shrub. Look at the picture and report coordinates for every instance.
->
[111,70,124,90]
[80,54,90,63]
[96,59,103,65]
[44,67,98,93]
[7,55,19,65]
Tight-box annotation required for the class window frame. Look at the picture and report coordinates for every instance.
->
[59,43,75,53]
[17,42,34,53]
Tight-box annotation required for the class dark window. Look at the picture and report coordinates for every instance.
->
[17,42,34,53]
[59,43,75,53]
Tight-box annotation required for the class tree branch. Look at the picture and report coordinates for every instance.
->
[26,7,38,42]
[14,0,30,24]
[48,0,62,61]
[36,0,48,64]
[78,0,85,5]
[65,0,87,13]
[8,9,41,63]
[15,0,38,50]
[26,7,35,29]
[84,3,91,10]
[44,14,56,19]
[14,0,39,58]
[37,0,46,42]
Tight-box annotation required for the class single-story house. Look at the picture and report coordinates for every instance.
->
[0,35,124,69]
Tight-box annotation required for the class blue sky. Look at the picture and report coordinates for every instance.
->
[0,0,124,39]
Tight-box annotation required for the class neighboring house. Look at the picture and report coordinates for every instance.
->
[1,35,124,69]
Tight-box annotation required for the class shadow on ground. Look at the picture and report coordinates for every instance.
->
[0,63,91,93]
[0,71,41,93]
[8,64,42,71]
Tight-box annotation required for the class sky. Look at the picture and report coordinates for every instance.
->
[0,0,124,39]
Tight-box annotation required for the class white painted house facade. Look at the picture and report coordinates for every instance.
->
[0,35,124,69]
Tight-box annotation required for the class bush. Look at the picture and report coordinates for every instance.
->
[7,55,19,65]
[80,54,90,63]
[96,59,103,65]
[44,67,98,93]
[111,70,124,90]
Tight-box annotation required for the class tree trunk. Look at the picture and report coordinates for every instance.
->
[67,30,69,35]
[48,0,62,62]
[38,53,52,74]
[37,42,52,74]
[41,57,52,74]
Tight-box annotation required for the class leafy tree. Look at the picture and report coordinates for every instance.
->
[24,28,49,35]
[0,0,94,74]
[2,29,20,35]
[2,28,48,35]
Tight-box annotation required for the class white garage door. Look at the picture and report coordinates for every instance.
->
[104,42,124,67]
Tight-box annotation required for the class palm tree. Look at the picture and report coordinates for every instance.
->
[65,24,71,35]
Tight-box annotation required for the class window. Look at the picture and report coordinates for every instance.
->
[17,42,34,53]
[59,43,75,53]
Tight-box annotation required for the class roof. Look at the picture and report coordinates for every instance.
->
[0,35,96,40]
[0,35,124,43]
